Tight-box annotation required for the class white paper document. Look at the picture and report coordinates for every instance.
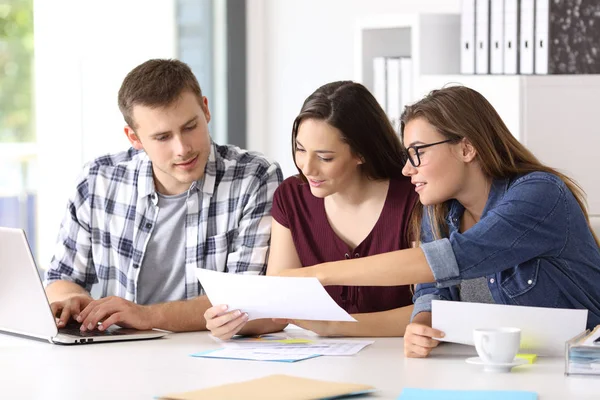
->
[192,348,320,362]
[431,300,588,356]
[223,339,374,356]
[196,269,356,322]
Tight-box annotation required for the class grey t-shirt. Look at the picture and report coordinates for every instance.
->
[459,277,495,303]
[136,191,187,305]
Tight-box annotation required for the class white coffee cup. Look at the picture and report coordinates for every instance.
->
[473,327,521,364]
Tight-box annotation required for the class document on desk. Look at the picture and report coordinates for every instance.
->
[223,338,374,356]
[431,300,588,356]
[191,348,321,362]
[196,269,356,321]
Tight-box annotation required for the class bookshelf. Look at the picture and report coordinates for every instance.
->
[355,14,600,218]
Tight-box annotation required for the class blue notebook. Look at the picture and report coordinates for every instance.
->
[398,388,537,400]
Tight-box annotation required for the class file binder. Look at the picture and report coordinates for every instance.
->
[461,0,476,74]
[504,0,520,74]
[373,57,387,111]
[519,0,535,74]
[490,0,505,74]
[475,0,491,74]
[535,0,600,74]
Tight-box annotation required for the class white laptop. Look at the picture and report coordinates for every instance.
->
[0,227,167,344]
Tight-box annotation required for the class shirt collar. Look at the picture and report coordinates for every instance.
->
[137,141,219,199]
[446,178,511,225]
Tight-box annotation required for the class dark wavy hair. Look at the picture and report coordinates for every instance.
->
[291,81,409,182]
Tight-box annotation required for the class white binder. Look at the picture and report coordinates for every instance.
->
[373,57,387,111]
[519,0,535,74]
[399,58,413,113]
[461,0,476,74]
[475,0,491,74]
[490,0,505,74]
[385,58,401,131]
[534,0,550,74]
[503,0,520,74]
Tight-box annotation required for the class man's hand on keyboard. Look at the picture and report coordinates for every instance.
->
[75,296,154,332]
[50,294,94,328]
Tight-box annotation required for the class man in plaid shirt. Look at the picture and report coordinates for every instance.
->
[44,59,283,333]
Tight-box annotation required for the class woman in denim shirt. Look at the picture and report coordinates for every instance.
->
[283,86,600,357]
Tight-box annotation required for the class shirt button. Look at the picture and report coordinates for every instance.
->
[489,278,495,284]
[146,223,153,229]
[133,264,139,269]
[527,279,533,285]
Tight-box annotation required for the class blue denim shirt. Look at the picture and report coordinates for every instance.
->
[412,172,600,329]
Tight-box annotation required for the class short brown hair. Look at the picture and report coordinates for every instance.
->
[117,59,203,129]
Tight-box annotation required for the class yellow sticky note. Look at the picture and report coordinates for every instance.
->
[516,353,537,364]
[272,339,314,344]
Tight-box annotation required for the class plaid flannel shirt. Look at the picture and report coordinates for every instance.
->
[44,142,283,302]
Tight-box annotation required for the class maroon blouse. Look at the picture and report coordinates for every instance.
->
[271,176,418,314]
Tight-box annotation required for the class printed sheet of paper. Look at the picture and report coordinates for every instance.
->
[196,269,356,321]
[191,348,320,362]
[223,338,374,356]
[432,300,588,356]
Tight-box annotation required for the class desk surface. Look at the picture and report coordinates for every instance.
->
[1,330,598,400]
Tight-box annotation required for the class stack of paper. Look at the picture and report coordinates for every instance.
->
[192,336,374,362]
[565,325,600,376]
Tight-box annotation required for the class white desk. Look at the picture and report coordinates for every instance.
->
[0,331,598,399]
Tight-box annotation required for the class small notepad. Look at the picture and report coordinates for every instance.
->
[398,388,537,400]
[158,374,376,400]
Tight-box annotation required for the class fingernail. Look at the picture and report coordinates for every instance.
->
[98,324,104,331]
[235,310,241,317]
[221,305,228,311]
[75,315,81,322]
[243,313,249,319]
[88,323,94,330]
[80,326,86,332]
[440,332,446,337]
[58,321,64,326]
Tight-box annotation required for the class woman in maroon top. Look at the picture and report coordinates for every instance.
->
[204,81,418,339]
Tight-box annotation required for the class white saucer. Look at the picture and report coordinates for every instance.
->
[466,356,528,372]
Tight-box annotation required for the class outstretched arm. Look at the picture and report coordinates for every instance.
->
[282,247,434,287]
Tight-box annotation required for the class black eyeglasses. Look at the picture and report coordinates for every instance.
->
[405,139,454,167]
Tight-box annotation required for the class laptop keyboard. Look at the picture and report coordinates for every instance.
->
[59,324,127,337]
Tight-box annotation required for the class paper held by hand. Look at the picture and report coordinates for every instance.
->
[196,268,356,321]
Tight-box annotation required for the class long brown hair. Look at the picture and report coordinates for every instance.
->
[401,85,600,247]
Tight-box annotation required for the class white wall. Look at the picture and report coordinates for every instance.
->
[246,0,462,177]
[34,0,177,266]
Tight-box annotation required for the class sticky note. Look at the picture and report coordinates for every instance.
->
[516,353,537,364]
[398,388,537,399]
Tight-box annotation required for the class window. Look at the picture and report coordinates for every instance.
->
[0,0,36,254]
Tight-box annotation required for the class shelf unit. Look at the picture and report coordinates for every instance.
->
[355,14,600,218]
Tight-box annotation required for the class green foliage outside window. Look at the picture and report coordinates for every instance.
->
[0,0,34,143]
